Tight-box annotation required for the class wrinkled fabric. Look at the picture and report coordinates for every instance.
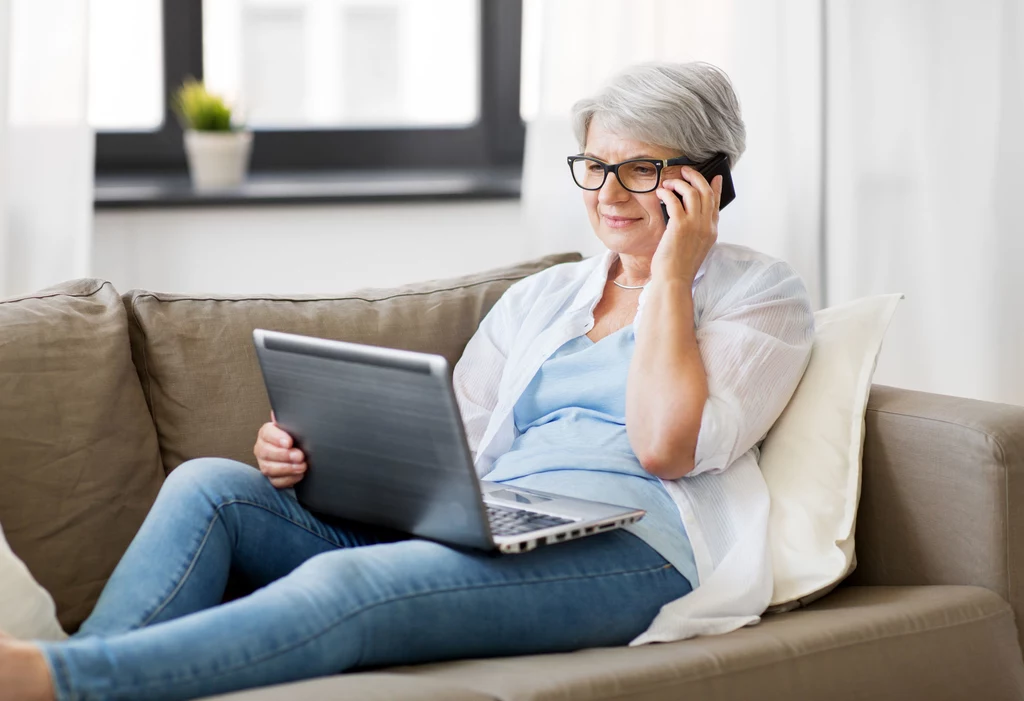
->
[486,327,699,588]
[0,279,164,630]
[453,244,814,642]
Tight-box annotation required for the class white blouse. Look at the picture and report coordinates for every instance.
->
[452,243,815,643]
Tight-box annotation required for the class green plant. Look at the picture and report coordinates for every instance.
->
[173,78,235,131]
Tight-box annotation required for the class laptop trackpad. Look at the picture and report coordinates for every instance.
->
[488,488,553,505]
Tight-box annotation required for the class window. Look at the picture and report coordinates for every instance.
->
[94,0,523,175]
[203,0,479,129]
[88,0,163,131]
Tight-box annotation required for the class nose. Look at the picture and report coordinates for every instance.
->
[597,170,630,204]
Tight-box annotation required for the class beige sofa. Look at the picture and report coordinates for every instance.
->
[2,252,1024,700]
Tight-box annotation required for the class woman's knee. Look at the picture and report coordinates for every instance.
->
[162,457,266,504]
[275,542,445,623]
[275,548,389,616]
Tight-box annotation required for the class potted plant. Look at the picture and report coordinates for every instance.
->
[173,79,252,191]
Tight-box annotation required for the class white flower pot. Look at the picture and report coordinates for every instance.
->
[183,130,253,191]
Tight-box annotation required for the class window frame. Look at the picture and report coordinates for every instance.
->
[94,0,524,176]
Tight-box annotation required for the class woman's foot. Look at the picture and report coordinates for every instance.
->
[0,638,56,701]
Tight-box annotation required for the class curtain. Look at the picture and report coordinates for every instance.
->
[523,0,1024,405]
[826,0,1024,404]
[0,0,8,295]
[0,0,93,298]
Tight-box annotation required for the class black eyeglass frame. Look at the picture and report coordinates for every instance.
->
[566,155,703,193]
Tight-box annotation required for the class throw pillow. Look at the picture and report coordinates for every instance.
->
[0,279,164,632]
[761,293,903,609]
[0,521,66,640]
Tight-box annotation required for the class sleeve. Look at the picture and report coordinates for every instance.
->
[451,290,516,459]
[688,260,815,477]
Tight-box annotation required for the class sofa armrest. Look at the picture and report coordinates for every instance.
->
[850,384,1024,646]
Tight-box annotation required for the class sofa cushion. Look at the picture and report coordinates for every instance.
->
[201,674,497,701]
[392,586,1024,701]
[124,253,582,473]
[0,279,164,631]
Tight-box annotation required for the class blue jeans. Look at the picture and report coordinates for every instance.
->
[37,458,692,701]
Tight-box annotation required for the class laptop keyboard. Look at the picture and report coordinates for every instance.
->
[486,503,575,537]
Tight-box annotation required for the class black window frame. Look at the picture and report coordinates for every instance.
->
[95,0,524,176]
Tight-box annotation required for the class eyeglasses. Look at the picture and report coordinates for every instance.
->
[566,155,702,193]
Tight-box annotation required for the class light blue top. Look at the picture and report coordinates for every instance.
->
[485,324,699,587]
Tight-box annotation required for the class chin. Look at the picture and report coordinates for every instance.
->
[595,226,655,256]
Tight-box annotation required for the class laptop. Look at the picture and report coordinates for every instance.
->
[253,329,645,554]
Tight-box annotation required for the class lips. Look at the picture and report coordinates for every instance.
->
[602,215,641,229]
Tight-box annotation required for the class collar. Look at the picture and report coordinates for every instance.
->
[566,250,618,314]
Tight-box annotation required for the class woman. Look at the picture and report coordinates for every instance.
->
[0,61,814,701]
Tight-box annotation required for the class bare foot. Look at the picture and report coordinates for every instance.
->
[0,638,56,701]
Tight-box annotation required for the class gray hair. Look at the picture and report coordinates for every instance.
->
[571,62,746,166]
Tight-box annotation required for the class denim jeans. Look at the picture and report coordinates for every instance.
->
[37,458,692,701]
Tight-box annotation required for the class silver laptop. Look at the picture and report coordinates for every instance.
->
[253,329,644,554]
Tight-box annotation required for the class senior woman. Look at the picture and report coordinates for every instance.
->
[0,62,814,701]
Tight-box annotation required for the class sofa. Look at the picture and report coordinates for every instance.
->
[2,252,1024,700]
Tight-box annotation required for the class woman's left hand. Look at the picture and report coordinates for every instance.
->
[652,168,723,285]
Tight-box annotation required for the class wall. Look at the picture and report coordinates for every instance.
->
[92,199,535,295]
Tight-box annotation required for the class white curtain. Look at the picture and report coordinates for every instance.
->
[825,0,1024,405]
[0,0,9,295]
[523,0,1024,405]
[0,0,93,299]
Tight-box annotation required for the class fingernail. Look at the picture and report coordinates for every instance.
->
[290,450,302,461]
[279,438,289,447]
[293,464,305,473]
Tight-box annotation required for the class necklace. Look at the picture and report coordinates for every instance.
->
[612,279,647,290]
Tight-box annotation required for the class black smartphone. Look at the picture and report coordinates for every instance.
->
[660,152,736,224]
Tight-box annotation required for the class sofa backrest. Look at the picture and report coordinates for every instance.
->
[123,253,582,474]
[0,279,164,631]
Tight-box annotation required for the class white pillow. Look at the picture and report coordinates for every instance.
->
[761,293,902,609]
[0,521,66,640]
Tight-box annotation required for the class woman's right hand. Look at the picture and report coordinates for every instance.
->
[254,414,307,489]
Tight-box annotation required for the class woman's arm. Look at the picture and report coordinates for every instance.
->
[627,278,708,479]
[627,168,814,480]
[626,168,719,479]
[629,260,814,480]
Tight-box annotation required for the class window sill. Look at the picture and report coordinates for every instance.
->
[94,167,522,210]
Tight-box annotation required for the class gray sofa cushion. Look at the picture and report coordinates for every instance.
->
[202,674,496,701]
[390,586,1024,701]
[123,253,583,473]
[0,279,164,631]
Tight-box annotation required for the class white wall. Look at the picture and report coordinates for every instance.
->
[92,200,537,294]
